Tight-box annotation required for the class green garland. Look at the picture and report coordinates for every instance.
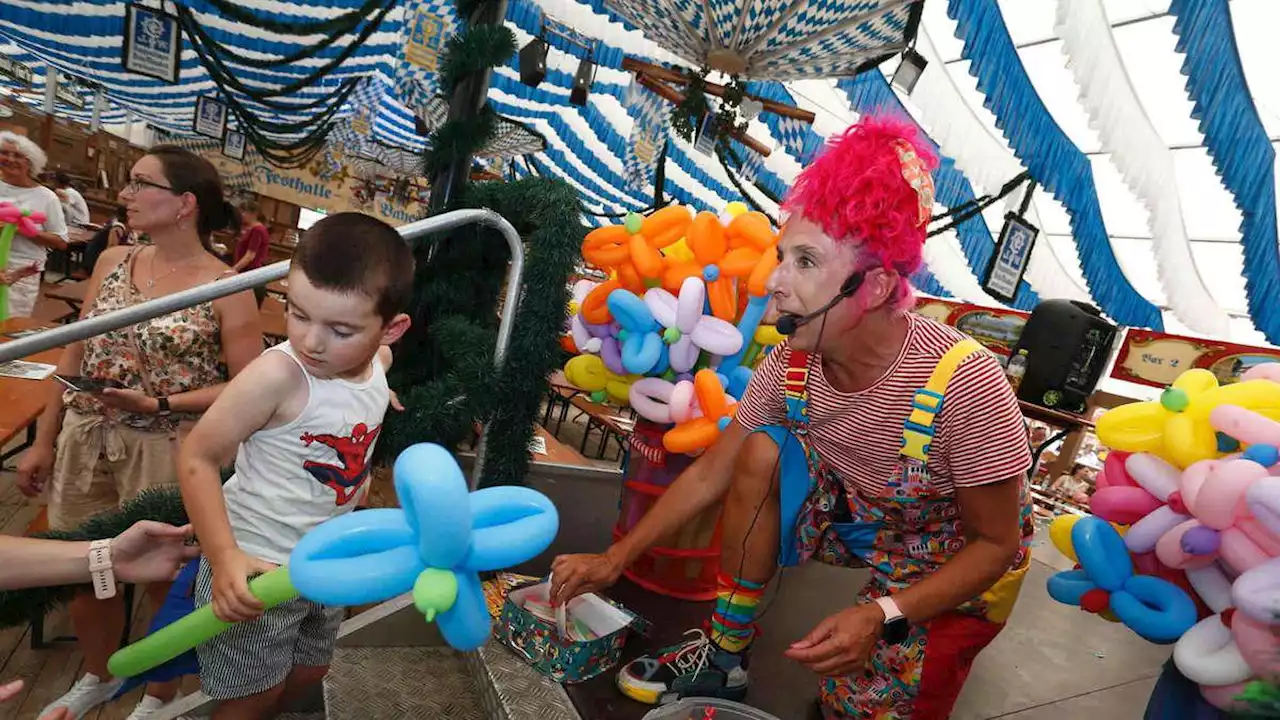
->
[439,25,518,96]
[379,0,584,485]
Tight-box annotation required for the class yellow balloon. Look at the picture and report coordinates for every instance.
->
[724,201,749,218]
[603,370,638,406]
[1049,515,1081,562]
[1095,368,1280,468]
[663,238,695,263]
[564,355,607,392]
[755,325,785,346]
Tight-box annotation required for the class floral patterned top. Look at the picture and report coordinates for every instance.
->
[67,246,227,431]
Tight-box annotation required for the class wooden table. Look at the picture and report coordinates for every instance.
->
[43,279,90,323]
[259,296,288,341]
[570,395,634,461]
[543,370,583,431]
[1019,400,1095,481]
[0,318,65,461]
[530,424,591,466]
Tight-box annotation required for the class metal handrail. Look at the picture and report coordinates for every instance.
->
[0,208,526,490]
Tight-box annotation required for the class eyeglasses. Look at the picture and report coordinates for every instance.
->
[122,178,177,195]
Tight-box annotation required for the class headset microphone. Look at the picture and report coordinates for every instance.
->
[775,272,865,336]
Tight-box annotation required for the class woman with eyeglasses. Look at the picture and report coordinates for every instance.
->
[16,145,263,720]
[0,131,69,316]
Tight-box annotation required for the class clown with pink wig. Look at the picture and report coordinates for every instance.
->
[551,116,1034,719]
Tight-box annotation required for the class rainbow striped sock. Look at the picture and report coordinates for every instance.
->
[709,573,764,653]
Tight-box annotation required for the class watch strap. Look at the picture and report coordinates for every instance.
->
[88,539,117,599]
[874,595,905,623]
[157,396,171,415]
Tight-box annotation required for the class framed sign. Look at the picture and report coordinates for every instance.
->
[0,56,33,88]
[984,213,1038,303]
[222,130,246,161]
[193,95,227,139]
[55,75,86,110]
[122,3,181,84]
[1111,329,1280,388]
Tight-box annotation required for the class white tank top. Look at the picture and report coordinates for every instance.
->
[223,341,390,565]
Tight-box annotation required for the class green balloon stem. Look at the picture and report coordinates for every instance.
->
[0,224,15,322]
[412,568,458,623]
[107,567,298,679]
[663,327,681,344]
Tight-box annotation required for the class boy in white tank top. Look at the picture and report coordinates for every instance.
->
[178,213,413,719]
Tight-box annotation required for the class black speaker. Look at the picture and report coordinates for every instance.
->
[570,57,596,107]
[1011,299,1117,414]
[519,38,548,88]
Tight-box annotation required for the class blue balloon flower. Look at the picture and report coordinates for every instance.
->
[289,444,559,651]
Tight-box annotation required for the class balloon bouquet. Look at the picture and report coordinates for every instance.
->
[1045,365,1280,711]
[562,202,785,455]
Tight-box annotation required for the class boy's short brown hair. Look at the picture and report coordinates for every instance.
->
[291,213,415,322]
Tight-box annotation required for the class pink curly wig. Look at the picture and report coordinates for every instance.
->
[782,115,938,309]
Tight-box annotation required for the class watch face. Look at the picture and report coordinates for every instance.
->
[884,619,910,645]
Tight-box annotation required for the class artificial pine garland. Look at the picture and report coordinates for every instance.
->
[378,0,584,485]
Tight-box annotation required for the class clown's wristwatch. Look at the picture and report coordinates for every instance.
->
[875,595,909,644]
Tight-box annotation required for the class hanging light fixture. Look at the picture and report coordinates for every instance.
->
[570,53,596,106]
[519,36,549,88]
[891,48,928,95]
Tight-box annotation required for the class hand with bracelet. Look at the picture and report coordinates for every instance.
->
[95,387,172,416]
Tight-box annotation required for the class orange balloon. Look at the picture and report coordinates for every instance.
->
[559,335,579,353]
[583,226,631,268]
[662,260,703,293]
[747,251,779,298]
[720,247,761,277]
[727,212,776,251]
[707,277,737,321]
[688,212,727,265]
[615,262,646,294]
[581,279,619,325]
[694,369,729,419]
[629,233,665,279]
[663,416,720,454]
[642,205,693,249]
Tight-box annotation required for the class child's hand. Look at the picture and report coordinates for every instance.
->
[389,389,404,412]
[209,549,277,623]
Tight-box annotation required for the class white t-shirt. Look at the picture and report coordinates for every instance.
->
[0,180,67,268]
[223,341,391,565]
[58,186,89,226]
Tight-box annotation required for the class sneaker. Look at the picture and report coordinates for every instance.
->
[616,628,749,705]
[39,673,125,720]
[125,693,185,720]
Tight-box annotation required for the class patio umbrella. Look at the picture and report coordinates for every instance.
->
[604,0,924,80]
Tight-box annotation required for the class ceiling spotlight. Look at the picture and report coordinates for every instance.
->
[519,37,549,88]
[891,48,928,95]
[570,55,596,107]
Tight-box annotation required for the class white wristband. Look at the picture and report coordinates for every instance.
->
[88,539,117,600]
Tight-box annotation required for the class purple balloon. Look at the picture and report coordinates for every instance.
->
[609,321,623,337]
[600,337,626,375]
[676,372,694,383]
[1180,526,1221,556]
[583,320,612,338]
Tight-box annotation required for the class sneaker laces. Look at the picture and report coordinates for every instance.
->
[669,629,715,682]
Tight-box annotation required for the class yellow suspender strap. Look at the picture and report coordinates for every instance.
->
[900,338,986,462]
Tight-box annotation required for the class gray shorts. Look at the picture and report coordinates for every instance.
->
[193,556,345,700]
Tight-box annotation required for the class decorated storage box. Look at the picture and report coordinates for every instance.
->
[496,579,650,684]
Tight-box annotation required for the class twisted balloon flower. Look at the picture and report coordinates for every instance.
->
[289,443,559,651]
[0,202,47,238]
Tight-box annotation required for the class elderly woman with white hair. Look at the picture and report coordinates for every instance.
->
[0,131,69,316]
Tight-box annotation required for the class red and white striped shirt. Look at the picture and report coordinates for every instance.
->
[735,313,1031,498]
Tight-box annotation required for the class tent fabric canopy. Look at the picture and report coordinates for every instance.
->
[2,0,1277,347]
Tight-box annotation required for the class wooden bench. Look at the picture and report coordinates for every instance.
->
[0,319,65,464]
[260,296,288,343]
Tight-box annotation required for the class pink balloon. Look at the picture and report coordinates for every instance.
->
[1125,453,1182,501]
[1200,681,1252,712]
[1090,486,1162,525]
[1233,612,1280,678]
[669,381,696,424]
[1194,458,1267,529]
[629,378,677,424]
[1242,362,1280,383]
[1102,451,1137,489]
[1210,405,1280,449]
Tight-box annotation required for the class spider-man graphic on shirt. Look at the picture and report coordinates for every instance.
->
[300,423,381,505]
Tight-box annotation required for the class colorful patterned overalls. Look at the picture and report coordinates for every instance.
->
[756,338,1034,719]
